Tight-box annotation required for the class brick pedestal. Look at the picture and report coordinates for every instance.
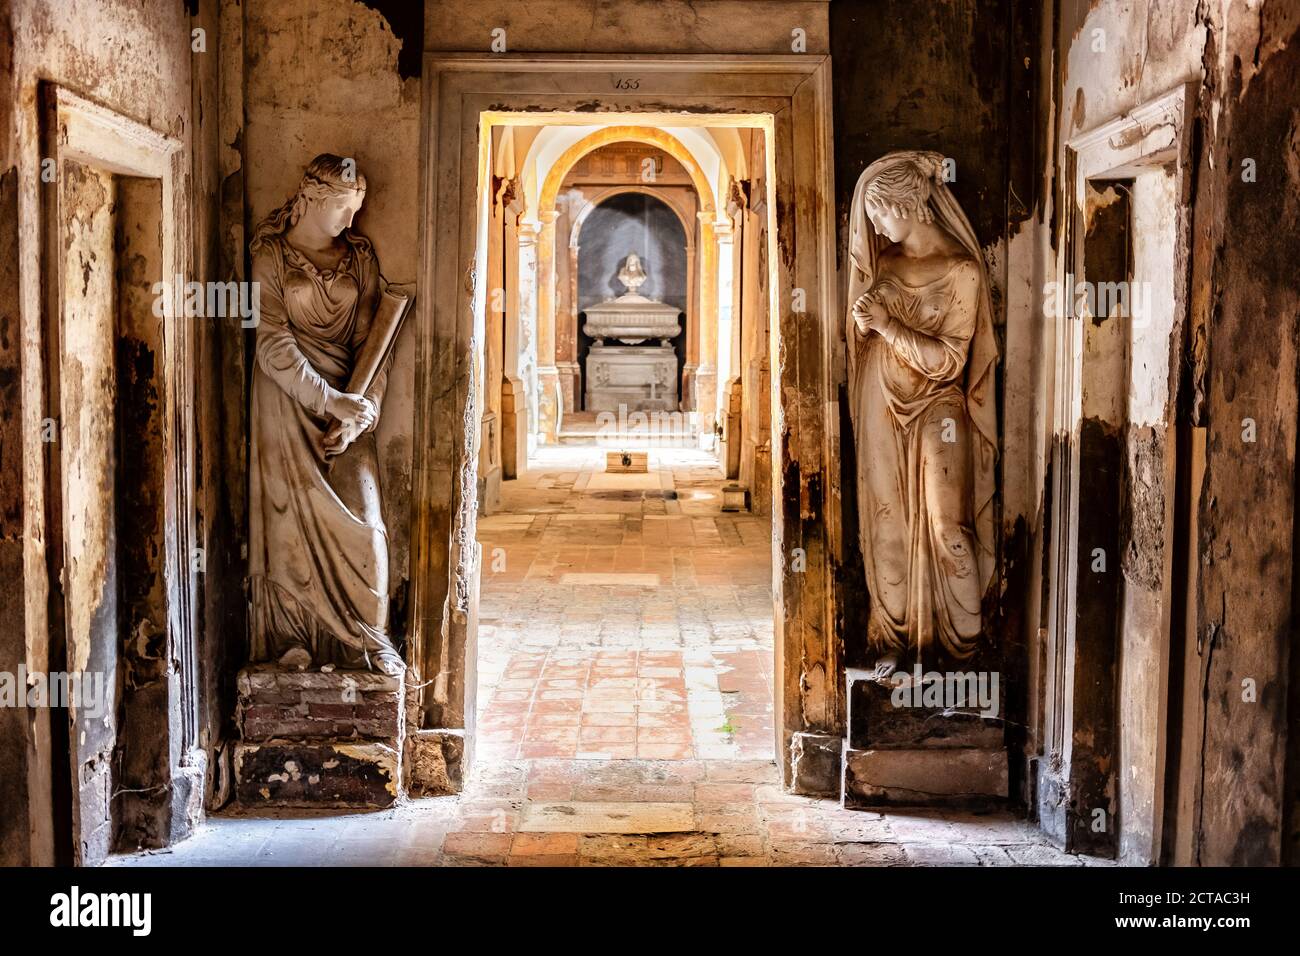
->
[842,666,1007,808]
[234,665,404,808]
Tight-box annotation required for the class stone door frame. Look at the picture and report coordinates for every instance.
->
[409,53,841,791]
[37,84,200,863]
[1040,81,1195,857]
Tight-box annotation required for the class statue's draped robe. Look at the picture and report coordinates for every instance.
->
[249,232,394,668]
[848,260,992,662]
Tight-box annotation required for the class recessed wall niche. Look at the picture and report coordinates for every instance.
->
[576,192,688,410]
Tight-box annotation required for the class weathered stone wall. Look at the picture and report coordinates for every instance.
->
[1184,0,1300,866]
[423,0,830,55]
[1,0,228,864]
[1029,0,1300,865]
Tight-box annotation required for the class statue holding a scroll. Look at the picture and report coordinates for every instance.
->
[846,150,998,678]
[247,153,409,676]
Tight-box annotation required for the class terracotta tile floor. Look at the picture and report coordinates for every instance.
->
[474,446,775,761]
[112,446,1108,866]
[111,757,1108,867]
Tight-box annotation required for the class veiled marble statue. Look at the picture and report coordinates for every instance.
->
[846,150,998,678]
[247,153,404,676]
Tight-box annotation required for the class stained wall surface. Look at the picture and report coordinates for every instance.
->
[0,0,227,865]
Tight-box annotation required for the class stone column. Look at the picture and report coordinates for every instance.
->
[535,209,561,442]
[558,241,581,411]
[695,211,722,448]
[515,221,540,457]
[479,181,506,512]
[500,205,528,480]
[681,238,699,411]
[718,212,744,480]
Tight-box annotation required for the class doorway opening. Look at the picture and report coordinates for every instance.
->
[39,86,199,866]
[472,114,780,771]
[409,57,841,805]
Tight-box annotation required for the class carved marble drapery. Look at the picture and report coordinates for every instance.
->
[845,151,998,666]
[248,232,396,670]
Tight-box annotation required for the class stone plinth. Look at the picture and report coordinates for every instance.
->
[844,747,1007,806]
[586,343,678,413]
[406,729,466,797]
[842,667,1007,808]
[235,665,404,808]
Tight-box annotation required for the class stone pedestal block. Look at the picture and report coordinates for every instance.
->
[841,666,1007,808]
[789,732,843,796]
[237,665,402,741]
[406,729,466,796]
[720,483,748,512]
[235,666,404,807]
[843,747,1008,808]
[234,741,400,808]
[586,343,678,413]
[606,450,648,473]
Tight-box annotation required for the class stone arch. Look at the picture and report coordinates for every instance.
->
[534,127,722,432]
[539,125,717,218]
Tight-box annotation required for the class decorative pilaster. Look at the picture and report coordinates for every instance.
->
[535,210,561,442]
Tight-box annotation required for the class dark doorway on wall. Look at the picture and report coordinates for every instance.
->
[47,160,171,866]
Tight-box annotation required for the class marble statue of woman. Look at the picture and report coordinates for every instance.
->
[846,150,998,677]
[247,153,404,676]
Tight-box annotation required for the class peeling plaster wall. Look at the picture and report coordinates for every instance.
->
[423,0,830,55]
[2,0,227,864]
[1186,0,1300,867]
[240,0,422,643]
[1033,0,1300,865]
[1034,0,1206,864]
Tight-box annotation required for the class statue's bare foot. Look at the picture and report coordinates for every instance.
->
[279,646,312,671]
[869,653,900,682]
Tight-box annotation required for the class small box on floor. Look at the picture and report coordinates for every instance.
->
[721,483,748,511]
[606,450,648,473]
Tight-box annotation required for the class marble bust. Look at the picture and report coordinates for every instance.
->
[845,150,998,678]
[246,153,404,676]
[617,252,648,295]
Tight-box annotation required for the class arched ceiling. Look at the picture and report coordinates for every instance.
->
[516,123,731,223]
